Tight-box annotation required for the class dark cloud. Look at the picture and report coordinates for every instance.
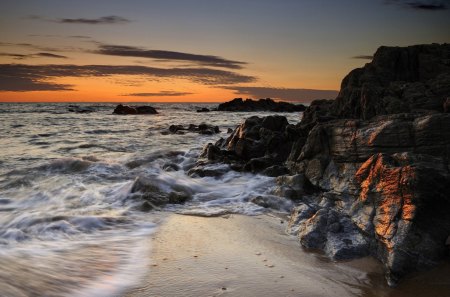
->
[123,91,195,97]
[68,35,91,39]
[0,42,65,52]
[385,0,448,10]
[0,53,30,60]
[35,53,68,59]
[57,15,130,24]
[222,86,338,103]
[351,55,373,60]
[0,52,68,60]
[26,15,131,24]
[0,64,256,92]
[95,44,247,69]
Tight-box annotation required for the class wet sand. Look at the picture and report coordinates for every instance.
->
[124,213,450,297]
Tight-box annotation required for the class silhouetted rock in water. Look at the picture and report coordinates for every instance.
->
[68,105,95,113]
[196,44,450,285]
[196,107,210,112]
[113,104,158,115]
[163,123,220,135]
[218,98,306,112]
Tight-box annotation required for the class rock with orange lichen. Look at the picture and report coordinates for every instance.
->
[286,113,450,285]
[351,153,450,285]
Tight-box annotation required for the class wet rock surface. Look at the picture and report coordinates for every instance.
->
[130,176,191,210]
[218,98,306,112]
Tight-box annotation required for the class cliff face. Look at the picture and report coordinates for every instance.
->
[332,44,450,120]
[197,44,450,285]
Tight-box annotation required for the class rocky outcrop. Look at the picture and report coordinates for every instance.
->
[197,43,450,285]
[113,104,158,115]
[305,44,450,122]
[197,115,300,174]
[285,113,450,285]
[196,107,211,112]
[218,98,306,112]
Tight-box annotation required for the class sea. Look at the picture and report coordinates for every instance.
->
[1,103,449,297]
[0,103,301,296]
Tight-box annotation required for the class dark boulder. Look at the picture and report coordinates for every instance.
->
[129,176,191,209]
[164,123,220,135]
[196,107,210,112]
[113,104,158,115]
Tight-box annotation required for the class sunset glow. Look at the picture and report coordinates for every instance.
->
[1,0,449,102]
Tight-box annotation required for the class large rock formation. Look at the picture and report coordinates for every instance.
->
[218,98,306,112]
[286,113,450,285]
[198,43,450,285]
[320,44,450,121]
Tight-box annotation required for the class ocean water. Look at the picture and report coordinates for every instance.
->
[0,103,301,296]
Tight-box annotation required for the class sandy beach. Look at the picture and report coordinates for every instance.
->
[124,213,382,297]
[124,213,450,297]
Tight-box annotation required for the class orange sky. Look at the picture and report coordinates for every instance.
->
[1,0,449,102]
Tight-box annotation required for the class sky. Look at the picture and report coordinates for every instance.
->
[0,0,449,103]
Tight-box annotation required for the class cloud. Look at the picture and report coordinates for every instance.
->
[123,91,195,97]
[222,86,338,103]
[0,52,68,60]
[35,53,68,59]
[95,44,247,69]
[68,35,91,39]
[57,15,131,24]
[0,42,65,52]
[0,64,256,92]
[26,15,131,24]
[385,0,448,10]
[351,55,373,60]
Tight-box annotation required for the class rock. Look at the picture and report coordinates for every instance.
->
[250,195,293,211]
[129,176,191,208]
[227,128,233,133]
[196,107,210,112]
[198,115,302,176]
[308,44,450,122]
[351,152,450,285]
[297,208,369,260]
[444,97,450,113]
[262,165,289,177]
[218,98,306,112]
[113,104,158,115]
[164,123,220,135]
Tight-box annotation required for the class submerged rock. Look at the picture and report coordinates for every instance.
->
[113,104,158,115]
[218,98,306,112]
[130,176,191,209]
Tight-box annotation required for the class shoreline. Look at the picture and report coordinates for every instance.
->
[124,213,386,297]
[124,213,450,297]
